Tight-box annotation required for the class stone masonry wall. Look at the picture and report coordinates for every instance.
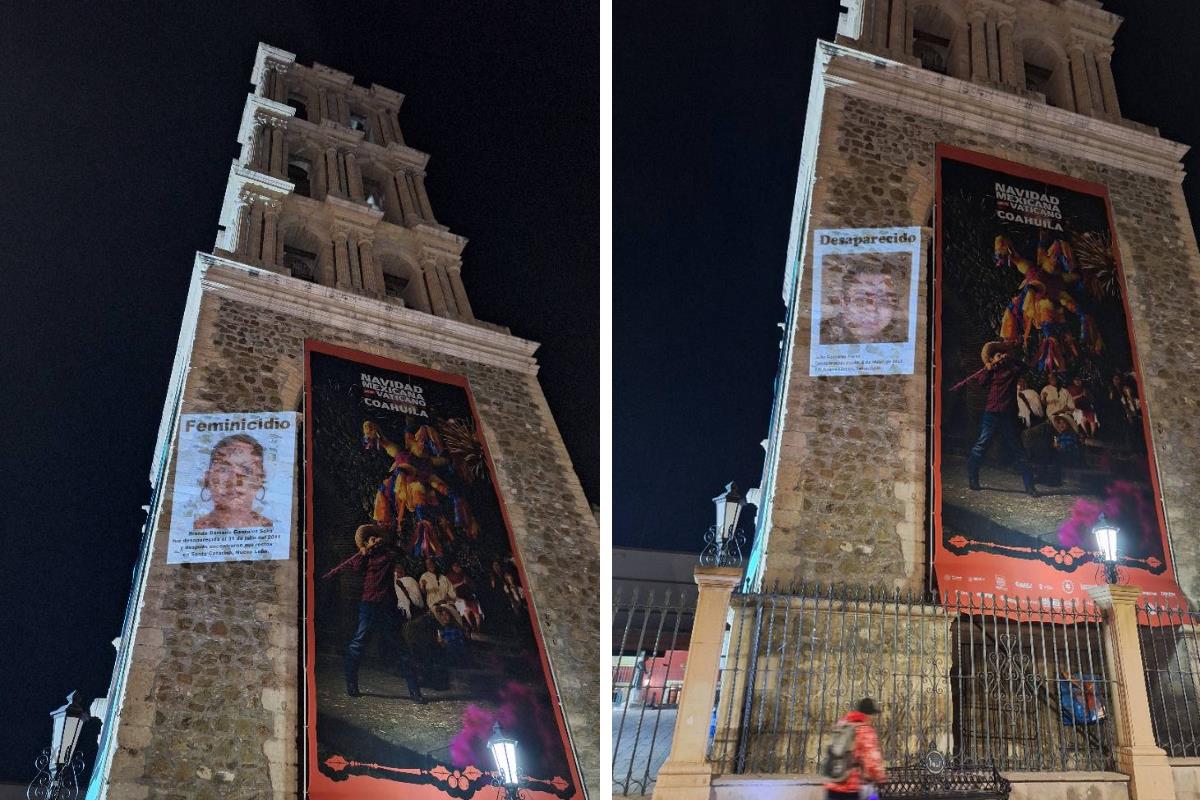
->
[105,293,599,799]
[762,82,1200,599]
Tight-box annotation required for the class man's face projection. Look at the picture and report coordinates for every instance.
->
[841,273,897,340]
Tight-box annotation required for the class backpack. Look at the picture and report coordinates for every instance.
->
[819,721,859,781]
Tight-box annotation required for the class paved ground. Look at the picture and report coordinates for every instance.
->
[316,650,500,762]
[612,706,677,795]
[942,453,1097,542]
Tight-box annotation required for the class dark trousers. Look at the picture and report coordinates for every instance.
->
[967,410,1035,490]
[826,791,858,800]
[345,601,420,696]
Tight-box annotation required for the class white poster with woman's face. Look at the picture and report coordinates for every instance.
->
[167,412,299,564]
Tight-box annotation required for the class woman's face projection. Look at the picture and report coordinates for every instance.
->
[205,441,265,510]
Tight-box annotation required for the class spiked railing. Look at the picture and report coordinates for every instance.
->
[612,585,697,796]
[707,582,1115,776]
[1138,600,1200,757]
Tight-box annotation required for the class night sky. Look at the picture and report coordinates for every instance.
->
[614,0,1200,554]
[0,1,596,782]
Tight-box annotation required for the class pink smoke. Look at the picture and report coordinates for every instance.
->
[1058,480,1158,555]
[449,681,563,775]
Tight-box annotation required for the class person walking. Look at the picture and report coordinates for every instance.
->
[822,697,887,800]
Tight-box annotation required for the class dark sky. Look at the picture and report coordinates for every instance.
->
[614,0,1200,553]
[0,1,596,782]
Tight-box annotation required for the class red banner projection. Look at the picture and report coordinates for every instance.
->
[304,340,582,800]
[932,144,1181,611]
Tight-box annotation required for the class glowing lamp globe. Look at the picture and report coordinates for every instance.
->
[488,722,520,787]
[1093,513,1119,564]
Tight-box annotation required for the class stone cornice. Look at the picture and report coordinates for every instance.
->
[216,163,295,248]
[818,41,1189,183]
[413,223,467,256]
[326,193,384,231]
[250,43,295,90]
[195,253,539,374]
[286,116,430,171]
[237,94,295,148]
[370,83,405,110]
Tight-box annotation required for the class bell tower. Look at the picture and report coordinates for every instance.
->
[748,0,1200,607]
[217,43,475,320]
[86,43,598,799]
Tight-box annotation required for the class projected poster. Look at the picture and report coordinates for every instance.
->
[810,227,922,376]
[933,145,1180,607]
[304,341,580,800]
[167,412,298,564]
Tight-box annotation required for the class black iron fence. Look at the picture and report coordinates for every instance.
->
[709,584,1116,776]
[612,585,697,796]
[1139,601,1200,756]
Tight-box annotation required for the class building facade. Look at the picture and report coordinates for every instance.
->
[86,44,597,799]
[747,0,1200,604]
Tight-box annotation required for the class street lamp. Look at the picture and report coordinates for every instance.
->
[488,722,522,800]
[1093,512,1120,585]
[701,481,747,568]
[28,691,90,800]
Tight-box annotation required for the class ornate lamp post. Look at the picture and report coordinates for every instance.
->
[701,481,747,568]
[1093,512,1120,585]
[488,722,523,800]
[28,691,89,800]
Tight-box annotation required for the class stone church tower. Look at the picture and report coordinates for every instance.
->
[747,0,1200,599]
[85,44,598,798]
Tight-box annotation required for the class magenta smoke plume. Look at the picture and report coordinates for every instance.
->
[450,681,562,774]
[1058,480,1158,554]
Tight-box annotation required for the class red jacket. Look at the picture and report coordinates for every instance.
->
[824,711,887,793]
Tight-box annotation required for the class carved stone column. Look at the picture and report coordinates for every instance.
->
[420,256,450,316]
[997,18,1016,88]
[309,148,326,200]
[267,62,289,104]
[248,201,266,265]
[332,229,351,289]
[336,93,351,127]
[268,119,286,179]
[345,233,363,290]
[446,264,474,321]
[316,87,328,124]
[345,152,365,202]
[369,110,390,145]
[386,111,404,146]
[250,117,269,173]
[400,173,422,224]
[233,196,252,257]
[984,17,1000,81]
[324,147,342,197]
[382,170,405,225]
[434,262,459,318]
[317,238,336,286]
[888,0,906,57]
[261,200,281,269]
[1096,49,1122,120]
[414,174,436,222]
[870,0,890,51]
[968,10,988,82]
[1084,50,1106,118]
[358,238,384,298]
[1068,42,1094,116]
